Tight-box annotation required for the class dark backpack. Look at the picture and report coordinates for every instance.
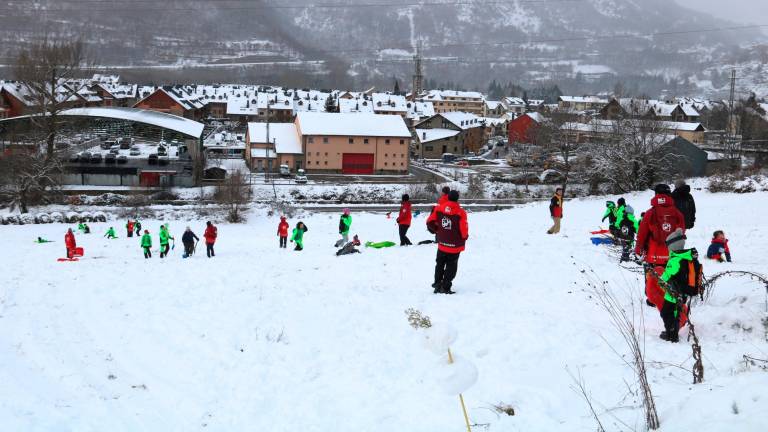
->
[670,250,704,298]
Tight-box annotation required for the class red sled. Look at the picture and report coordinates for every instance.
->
[57,258,79,262]
[59,247,85,261]
[590,229,610,235]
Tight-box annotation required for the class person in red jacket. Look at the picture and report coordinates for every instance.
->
[203,221,218,258]
[547,188,563,234]
[64,228,76,258]
[277,216,290,248]
[437,186,451,206]
[397,194,413,246]
[427,190,469,294]
[635,184,686,310]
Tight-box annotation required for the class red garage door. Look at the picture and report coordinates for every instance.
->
[342,153,374,174]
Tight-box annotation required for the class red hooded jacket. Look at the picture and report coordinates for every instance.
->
[65,231,76,249]
[635,194,686,264]
[427,200,469,253]
[204,225,218,244]
[277,218,289,237]
[397,201,412,226]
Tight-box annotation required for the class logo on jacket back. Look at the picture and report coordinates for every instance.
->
[441,216,452,230]
[662,222,671,232]
[657,197,667,204]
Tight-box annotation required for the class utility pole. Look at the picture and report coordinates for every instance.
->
[411,41,424,101]
[727,69,738,158]
[265,98,270,182]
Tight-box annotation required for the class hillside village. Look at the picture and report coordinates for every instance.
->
[1,72,766,190]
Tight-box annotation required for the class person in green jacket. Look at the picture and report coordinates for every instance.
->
[104,227,117,239]
[614,198,640,234]
[78,223,91,234]
[290,221,308,251]
[140,229,153,259]
[658,228,702,343]
[335,209,352,247]
[159,224,174,258]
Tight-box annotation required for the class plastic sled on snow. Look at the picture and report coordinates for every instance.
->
[590,229,610,235]
[590,237,615,246]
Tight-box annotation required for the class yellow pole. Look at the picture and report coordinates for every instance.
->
[447,348,472,432]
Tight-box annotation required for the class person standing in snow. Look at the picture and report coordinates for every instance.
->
[159,224,174,258]
[141,229,152,259]
[182,226,199,258]
[601,200,619,236]
[658,229,703,342]
[671,180,696,230]
[613,197,639,262]
[291,221,308,251]
[134,220,142,237]
[64,228,77,259]
[427,190,469,294]
[335,209,352,247]
[104,227,117,239]
[547,188,563,234]
[397,194,413,246]
[277,216,289,249]
[126,219,135,238]
[204,221,217,258]
[635,184,686,309]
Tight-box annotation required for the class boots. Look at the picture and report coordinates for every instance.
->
[431,282,455,295]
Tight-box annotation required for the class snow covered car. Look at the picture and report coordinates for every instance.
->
[295,169,308,184]
[129,147,141,156]
[279,164,291,176]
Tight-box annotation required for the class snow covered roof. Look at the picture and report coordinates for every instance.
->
[247,122,303,154]
[659,121,705,132]
[339,97,374,114]
[503,97,526,107]
[372,93,408,113]
[485,100,503,110]
[60,107,205,138]
[296,112,411,137]
[206,158,249,174]
[415,128,460,143]
[407,101,435,120]
[250,148,278,158]
[559,96,608,104]
[423,89,484,101]
[440,111,484,130]
[525,112,546,123]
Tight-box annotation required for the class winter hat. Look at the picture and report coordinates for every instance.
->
[617,198,626,207]
[343,208,350,215]
[402,194,410,202]
[606,200,616,208]
[280,215,286,220]
[442,186,451,195]
[675,179,686,189]
[665,228,687,252]
[144,230,149,234]
[654,183,671,195]
[448,190,460,202]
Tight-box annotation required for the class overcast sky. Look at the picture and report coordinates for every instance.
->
[675,0,768,25]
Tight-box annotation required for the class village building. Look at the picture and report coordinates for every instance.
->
[414,111,486,158]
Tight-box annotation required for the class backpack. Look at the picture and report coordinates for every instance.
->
[648,204,682,244]
[671,250,704,298]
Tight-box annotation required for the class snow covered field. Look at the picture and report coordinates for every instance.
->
[1,189,767,431]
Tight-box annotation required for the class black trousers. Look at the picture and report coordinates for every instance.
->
[143,247,152,259]
[127,230,133,238]
[660,300,680,340]
[206,243,215,257]
[280,236,288,248]
[434,250,460,290]
[399,224,412,246]
[160,244,170,258]
[183,242,194,256]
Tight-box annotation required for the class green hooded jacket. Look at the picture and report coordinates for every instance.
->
[291,227,305,246]
[159,226,172,245]
[340,214,352,234]
[614,205,639,231]
[105,228,117,238]
[661,249,694,303]
[141,233,152,248]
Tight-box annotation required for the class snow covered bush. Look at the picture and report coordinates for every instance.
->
[465,174,486,199]
[707,174,736,193]
[35,213,51,224]
[214,171,251,223]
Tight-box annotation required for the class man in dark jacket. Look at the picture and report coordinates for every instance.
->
[182,226,199,258]
[671,180,696,229]
[427,190,469,294]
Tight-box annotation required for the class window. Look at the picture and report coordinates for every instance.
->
[384,153,388,157]
[425,146,434,151]
[349,138,354,144]
[385,139,390,144]
[401,162,404,166]
[400,139,405,144]
[324,161,328,165]
[316,152,320,156]
[385,162,388,166]
[323,137,329,143]
[364,138,369,144]
[308,137,314,143]
[325,152,328,156]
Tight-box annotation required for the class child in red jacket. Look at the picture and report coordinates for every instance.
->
[277,216,290,248]
[706,230,732,262]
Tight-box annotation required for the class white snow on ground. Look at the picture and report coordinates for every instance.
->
[1,190,767,431]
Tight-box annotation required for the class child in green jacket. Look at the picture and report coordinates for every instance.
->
[659,228,703,343]
[140,230,152,259]
[291,222,308,251]
[104,227,117,239]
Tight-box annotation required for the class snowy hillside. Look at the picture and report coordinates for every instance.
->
[1,190,767,431]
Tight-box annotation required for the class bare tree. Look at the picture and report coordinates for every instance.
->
[214,171,252,223]
[0,154,62,213]
[14,37,90,160]
[535,112,581,197]
[588,119,677,193]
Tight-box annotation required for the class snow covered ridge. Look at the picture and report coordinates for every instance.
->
[0,190,766,430]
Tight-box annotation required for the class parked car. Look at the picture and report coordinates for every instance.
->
[79,151,92,161]
[148,154,159,165]
[109,145,120,154]
[157,145,168,156]
[129,148,141,156]
[158,156,170,166]
[102,139,116,150]
[116,155,128,164]
[90,153,103,163]
[279,164,291,176]
[104,153,117,164]
[295,169,307,184]
[119,138,133,149]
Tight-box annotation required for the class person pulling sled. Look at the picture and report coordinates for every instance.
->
[182,226,199,258]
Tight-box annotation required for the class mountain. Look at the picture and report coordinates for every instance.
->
[0,0,763,97]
